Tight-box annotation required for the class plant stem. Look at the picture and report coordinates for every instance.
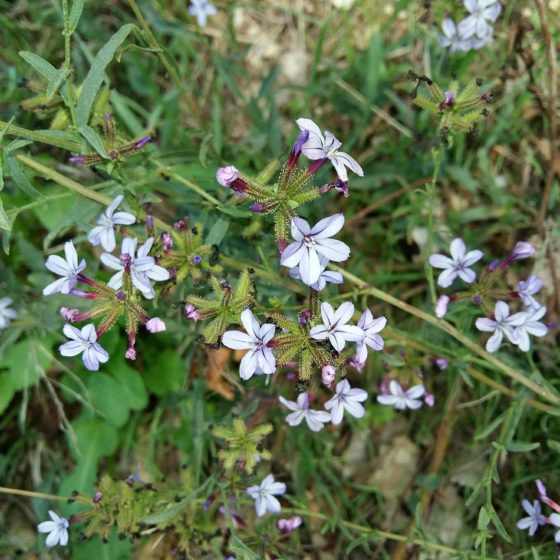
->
[425,147,442,306]
[62,0,71,70]
[0,486,69,501]
[333,265,560,408]
[286,507,497,559]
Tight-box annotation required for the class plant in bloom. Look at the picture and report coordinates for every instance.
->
[59,323,109,371]
[43,241,87,295]
[459,0,501,40]
[37,510,69,548]
[280,214,350,286]
[516,500,545,537]
[475,301,527,353]
[0,297,17,329]
[289,255,343,291]
[309,301,363,352]
[355,309,386,363]
[278,393,331,432]
[438,18,472,52]
[296,118,364,181]
[188,0,217,27]
[512,305,548,352]
[246,474,286,517]
[324,379,368,425]
[429,238,483,288]
[101,237,170,299]
[377,380,425,410]
[516,275,543,310]
[221,309,276,380]
[88,195,136,252]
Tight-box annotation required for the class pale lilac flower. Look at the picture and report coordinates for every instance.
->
[517,276,543,310]
[146,317,166,333]
[438,18,472,52]
[216,165,238,187]
[247,474,286,517]
[435,295,450,318]
[475,301,528,353]
[296,118,364,182]
[37,510,69,548]
[0,297,17,329]
[278,516,302,533]
[101,237,170,299]
[309,302,363,352]
[424,392,435,407]
[289,255,344,291]
[280,214,350,286]
[469,26,494,49]
[321,364,336,387]
[550,513,560,543]
[429,238,483,288]
[188,0,217,27]
[434,358,449,370]
[511,241,535,261]
[59,324,109,371]
[355,309,386,363]
[377,380,425,410]
[278,393,331,432]
[43,241,86,296]
[88,195,136,252]
[513,305,548,352]
[222,309,276,380]
[516,500,545,537]
[459,0,501,39]
[324,379,368,425]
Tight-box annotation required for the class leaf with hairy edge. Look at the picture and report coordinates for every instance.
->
[76,24,135,127]
[68,0,85,34]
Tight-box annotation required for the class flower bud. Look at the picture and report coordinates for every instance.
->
[321,365,336,387]
[184,303,201,321]
[216,166,239,187]
[435,295,449,318]
[146,317,166,333]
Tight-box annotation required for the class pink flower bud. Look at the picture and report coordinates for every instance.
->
[60,307,80,322]
[435,295,449,318]
[184,303,200,321]
[125,347,136,360]
[146,317,166,333]
[321,365,336,387]
[277,516,302,533]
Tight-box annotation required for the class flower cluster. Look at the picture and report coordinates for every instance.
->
[438,0,501,53]
[517,480,560,542]
[42,195,170,370]
[429,239,550,353]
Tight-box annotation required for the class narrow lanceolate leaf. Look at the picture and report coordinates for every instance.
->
[19,51,58,81]
[5,155,42,198]
[0,196,11,231]
[68,0,85,34]
[46,67,70,101]
[76,24,135,127]
[78,125,110,159]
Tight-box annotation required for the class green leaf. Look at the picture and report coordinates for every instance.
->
[78,124,109,159]
[68,0,85,34]
[216,205,253,218]
[505,441,540,453]
[0,196,11,231]
[88,374,130,427]
[229,536,261,560]
[205,216,230,245]
[76,24,135,127]
[5,154,42,198]
[143,348,184,396]
[0,374,15,415]
[111,362,148,411]
[1,338,52,391]
[46,67,70,100]
[19,51,58,81]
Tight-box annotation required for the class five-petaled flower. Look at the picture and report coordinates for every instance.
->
[280,214,350,286]
[550,513,560,543]
[513,305,548,352]
[377,380,425,410]
[278,393,331,432]
[324,379,368,425]
[429,238,483,288]
[88,195,136,252]
[101,237,170,299]
[475,301,527,353]
[59,323,109,371]
[355,309,386,363]
[246,474,286,517]
[309,301,363,353]
[517,275,543,310]
[188,0,217,27]
[516,499,545,537]
[43,241,86,296]
[296,118,364,182]
[0,297,17,329]
[37,510,69,548]
[222,309,276,380]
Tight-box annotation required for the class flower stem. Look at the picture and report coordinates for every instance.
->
[425,147,442,307]
[0,486,68,501]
